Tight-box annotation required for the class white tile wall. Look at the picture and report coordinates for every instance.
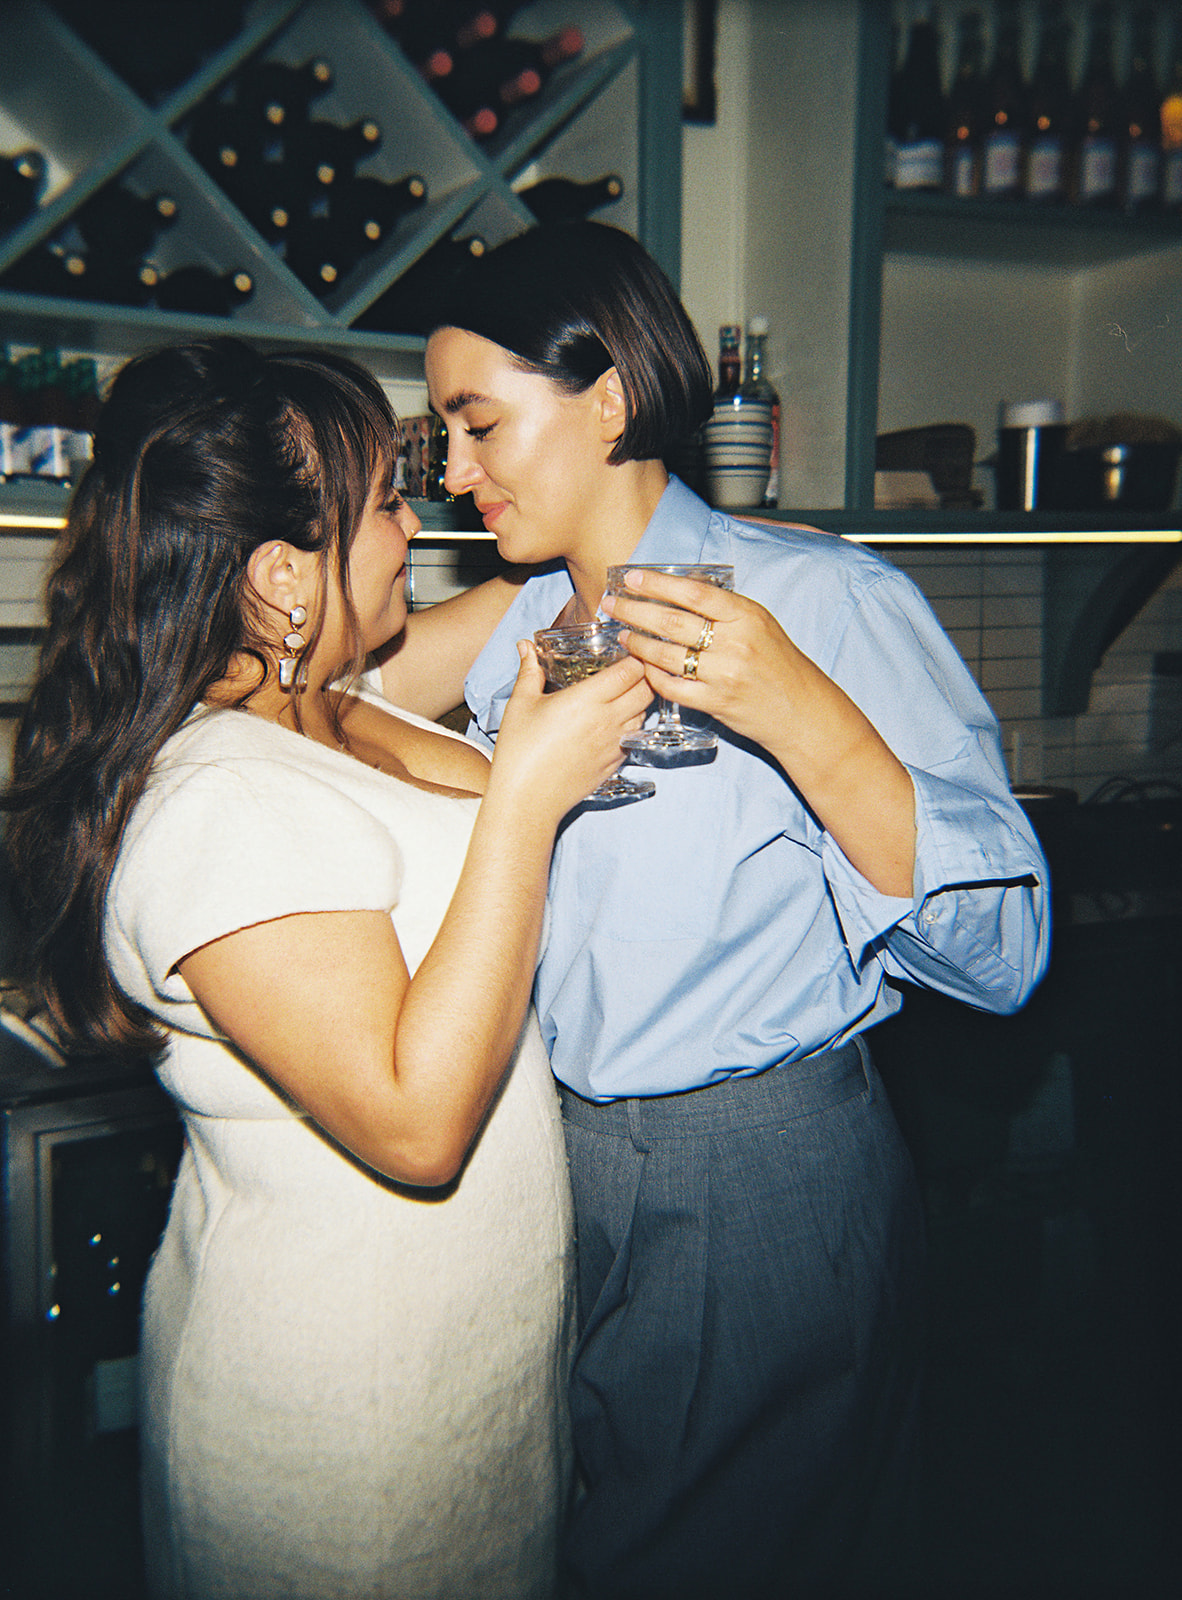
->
[887,546,1182,799]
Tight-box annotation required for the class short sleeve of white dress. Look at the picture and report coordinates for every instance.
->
[105,708,403,1041]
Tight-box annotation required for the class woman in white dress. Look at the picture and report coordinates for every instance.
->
[2,338,649,1599]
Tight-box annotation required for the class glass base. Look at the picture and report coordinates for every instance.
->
[582,774,656,806]
[620,729,718,767]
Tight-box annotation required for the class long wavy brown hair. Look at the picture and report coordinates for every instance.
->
[2,338,399,1058]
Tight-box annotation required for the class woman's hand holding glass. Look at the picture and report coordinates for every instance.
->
[490,635,651,821]
[601,566,821,760]
[603,564,734,764]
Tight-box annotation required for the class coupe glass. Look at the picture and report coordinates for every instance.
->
[604,563,735,765]
[533,619,656,806]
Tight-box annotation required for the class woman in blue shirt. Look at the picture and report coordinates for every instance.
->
[416,222,1050,1600]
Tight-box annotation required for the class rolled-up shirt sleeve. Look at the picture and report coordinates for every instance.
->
[822,763,1050,1014]
[792,551,1050,1015]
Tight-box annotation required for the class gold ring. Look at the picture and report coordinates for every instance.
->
[682,646,700,680]
[694,618,715,652]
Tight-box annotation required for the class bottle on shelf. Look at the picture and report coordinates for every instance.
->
[426,413,452,501]
[0,345,25,478]
[354,231,486,335]
[426,25,584,132]
[1072,1,1121,206]
[0,359,92,493]
[516,172,624,224]
[73,184,179,263]
[282,220,356,296]
[186,101,267,202]
[371,1,460,74]
[1024,1,1074,204]
[1,148,48,240]
[741,316,780,508]
[79,256,161,308]
[1120,7,1162,212]
[702,320,776,510]
[7,348,70,479]
[495,25,585,106]
[233,56,335,134]
[152,265,255,316]
[890,9,945,191]
[714,323,741,400]
[1,241,90,300]
[328,172,428,246]
[944,9,986,198]
[1162,7,1182,210]
[279,116,383,194]
[981,0,1027,200]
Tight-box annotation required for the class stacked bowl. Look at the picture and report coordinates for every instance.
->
[703,398,773,509]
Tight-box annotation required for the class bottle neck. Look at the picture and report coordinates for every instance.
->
[745,335,766,383]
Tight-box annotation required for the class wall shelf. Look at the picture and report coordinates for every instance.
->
[883,192,1182,270]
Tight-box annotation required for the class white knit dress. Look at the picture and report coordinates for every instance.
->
[105,696,575,1600]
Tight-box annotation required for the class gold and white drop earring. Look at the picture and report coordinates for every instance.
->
[278,604,308,690]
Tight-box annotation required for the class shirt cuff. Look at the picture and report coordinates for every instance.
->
[821,763,1045,964]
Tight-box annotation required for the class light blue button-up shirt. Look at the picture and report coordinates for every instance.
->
[466,477,1051,1100]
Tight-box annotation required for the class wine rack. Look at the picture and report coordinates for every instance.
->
[0,0,682,380]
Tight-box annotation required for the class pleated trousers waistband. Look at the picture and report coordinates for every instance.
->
[557,1037,873,1144]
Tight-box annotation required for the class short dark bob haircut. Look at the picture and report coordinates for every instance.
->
[430,222,713,466]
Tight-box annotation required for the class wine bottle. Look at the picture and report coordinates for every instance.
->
[186,101,265,199]
[282,219,357,296]
[517,172,623,224]
[153,265,255,315]
[891,12,945,191]
[714,324,741,400]
[233,56,334,133]
[1072,2,1121,206]
[280,116,383,193]
[981,0,1027,200]
[0,147,47,239]
[490,25,585,106]
[1120,7,1162,213]
[429,25,583,122]
[1161,9,1182,210]
[426,413,452,502]
[372,0,460,71]
[742,316,780,507]
[329,172,428,246]
[355,232,486,335]
[286,180,426,294]
[1024,2,1073,204]
[1,241,90,299]
[73,184,179,261]
[79,255,161,308]
[944,10,986,198]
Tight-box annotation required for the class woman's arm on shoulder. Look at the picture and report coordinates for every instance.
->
[374,572,530,719]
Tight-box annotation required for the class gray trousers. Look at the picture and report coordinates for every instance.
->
[558,1038,926,1600]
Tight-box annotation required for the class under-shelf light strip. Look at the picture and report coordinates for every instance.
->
[840,530,1182,545]
[2,514,1179,547]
